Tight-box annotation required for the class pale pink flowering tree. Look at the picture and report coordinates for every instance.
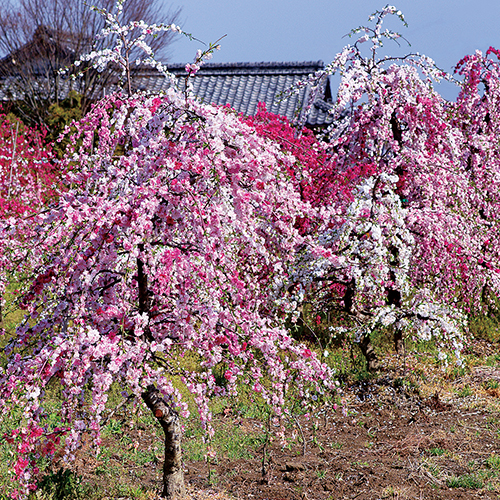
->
[0,3,335,497]
[0,89,334,499]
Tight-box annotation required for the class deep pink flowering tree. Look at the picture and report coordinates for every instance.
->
[450,47,500,314]
[0,115,58,218]
[0,89,334,499]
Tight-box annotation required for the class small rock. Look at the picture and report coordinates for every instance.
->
[285,461,306,471]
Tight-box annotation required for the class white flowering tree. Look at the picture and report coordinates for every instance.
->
[274,5,498,369]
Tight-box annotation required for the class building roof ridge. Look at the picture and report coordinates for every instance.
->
[136,60,325,77]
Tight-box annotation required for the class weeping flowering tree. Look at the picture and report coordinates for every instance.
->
[0,90,336,498]
[0,88,335,498]
[242,88,467,369]
[450,47,500,315]
[0,1,335,498]
[272,5,500,367]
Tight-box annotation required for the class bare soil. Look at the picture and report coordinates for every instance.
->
[184,384,500,499]
[68,342,500,500]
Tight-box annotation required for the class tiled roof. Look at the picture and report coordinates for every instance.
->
[0,59,333,127]
[0,25,87,77]
[131,61,333,127]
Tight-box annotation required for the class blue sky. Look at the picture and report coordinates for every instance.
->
[166,0,500,100]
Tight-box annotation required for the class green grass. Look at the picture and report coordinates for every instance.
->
[428,447,445,456]
[484,379,500,390]
[446,474,484,489]
[31,469,93,500]
[486,354,500,367]
[469,314,500,343]
[183,417,266,462]
[457,385,473,398]
[486,454,500,470]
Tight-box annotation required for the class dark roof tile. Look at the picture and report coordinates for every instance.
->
[131,61,333,126]
[0,60,333,126]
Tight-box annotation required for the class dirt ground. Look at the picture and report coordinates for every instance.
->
[69,343,500,500]
[184,378,500,499]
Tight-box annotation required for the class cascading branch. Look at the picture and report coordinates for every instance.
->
[0,89,335,499]
[273,5,500,364]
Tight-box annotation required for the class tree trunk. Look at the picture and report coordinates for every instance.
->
[142,385,186,499]
[394,327,404,354]
[358,333,380,372]
[343,278,380,372]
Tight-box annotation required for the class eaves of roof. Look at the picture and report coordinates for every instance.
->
[0,60,334,127]
[132,61,333,126]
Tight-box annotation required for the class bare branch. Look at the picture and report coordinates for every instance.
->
[0,0,182,127]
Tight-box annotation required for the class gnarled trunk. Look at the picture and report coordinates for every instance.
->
[394,327,404,354]
[142,385,186,499]
[137,252,184,497]
[358,333,380,372]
